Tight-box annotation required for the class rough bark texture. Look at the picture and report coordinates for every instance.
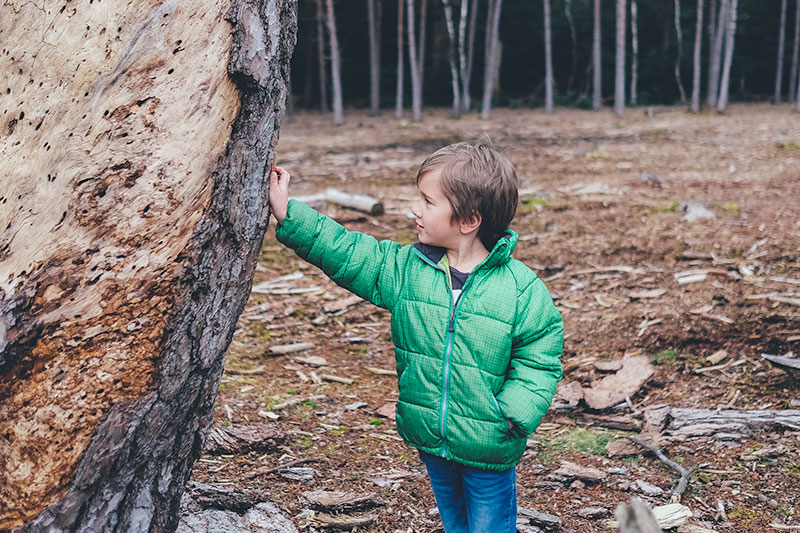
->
[0,0,297,531]
[716,0,737,111]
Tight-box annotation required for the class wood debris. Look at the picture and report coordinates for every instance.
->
[366,367,396,376]
[594,360,623,372]
[628,288,667,300]
[674,269,709,285]
[303,510,377,530]
[203,423,286,455]
[761,353,800,382]
[516,506,563,531]
[583,355,654,410]
[319,373,354,385]
[323,294,364,314]
[272,394,326,411]
[375,401,397,420]
[294,355,328,367]
[303,490,383,512]
[654,406,800,440]
[270,342,314,355]
[746,292,800,307]
[628,437,702,501]
[550,460,607,482]
[638,317,663,336]
[706,350,729,365]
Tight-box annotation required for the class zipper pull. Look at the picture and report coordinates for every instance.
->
[448,311,456,332]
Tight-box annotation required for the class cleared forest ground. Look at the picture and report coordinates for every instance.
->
[192,104,800,532]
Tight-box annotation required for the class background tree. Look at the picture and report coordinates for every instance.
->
[717,0,738,111]
[0,0,296,530]
[544,0,555,114]
[407,0,423,121]
[630,0,639,106]
[707,0,728,107]
[396,0,405,118]
[367,0,381,115]
[442,0,463,116]
[482,0,503,118]
[565,0,579,93]
[315,0,329,113]
[324,0,344,124]
[674,0,687,104]
[614,0,626,115]
[691,0,705,111]
[463,0,480,110]
[790,0,800,101]
[593,0,603,109]
[775,0,788,104]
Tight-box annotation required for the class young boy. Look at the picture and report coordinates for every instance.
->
[269,143,563,533]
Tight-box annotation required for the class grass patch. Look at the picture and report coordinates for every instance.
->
[368,418,384,426]
[651,349,678,365]
[521,195,548,212]
[541,427,620,458]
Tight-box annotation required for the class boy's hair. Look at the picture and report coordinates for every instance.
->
[416,142,518,250]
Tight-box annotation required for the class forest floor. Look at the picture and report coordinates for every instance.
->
[191,104,800,532]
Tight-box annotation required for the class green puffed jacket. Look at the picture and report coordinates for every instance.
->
[276,199,563,471]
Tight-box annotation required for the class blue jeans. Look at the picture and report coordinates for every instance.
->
[419,451,517,533]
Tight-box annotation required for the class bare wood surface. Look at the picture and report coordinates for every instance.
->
[663,407,800,440]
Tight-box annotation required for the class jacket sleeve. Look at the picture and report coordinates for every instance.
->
[495,277,564,436]
[274,199,403,310]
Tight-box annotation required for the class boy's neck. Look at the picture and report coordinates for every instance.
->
[445,235,490,273]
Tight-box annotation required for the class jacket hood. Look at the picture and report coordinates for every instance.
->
[412,230,519,270]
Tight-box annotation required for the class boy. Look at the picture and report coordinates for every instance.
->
[269,143,563,533]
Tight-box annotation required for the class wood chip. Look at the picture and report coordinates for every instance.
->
[638,318,663,337]
[270,342,314,355]
[319,373,354,385]
[294,355,328,367]
[628,288,667,299]
[594,359,623,372]
[706,350,729,365]
[303,489,383,511]
[323,294,364,314]
[583,355,654,410]
[366,367,397,376]
[304,510,377,530]
[375,401,396,420]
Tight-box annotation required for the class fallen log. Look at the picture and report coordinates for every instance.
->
[293,188,384,216]
[761,353,800,382]
[647,407,800,440]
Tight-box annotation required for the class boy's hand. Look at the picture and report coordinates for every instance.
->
[269,166,290,224]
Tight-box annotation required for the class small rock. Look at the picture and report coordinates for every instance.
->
[768,499,780,509]
[633,479,664,497]
[790,399,800,408]
[344,401,368,410]
[428,507,439,516]
[570,480,586,490]
[757,494,768,503]
[607,467,628,475]
[550,461,608,483]
[517,507,562,530]
[577,507,607,519]
[280,467,316,482]
[617,481,631,491]
[680,202,715,222]
[516,521,543,533]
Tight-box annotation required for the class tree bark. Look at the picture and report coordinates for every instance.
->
[691,0,705,111]
[481,0,503,119]
[630,0,638,106]
[407,0,423,121]
[790,0,800,101]
[544,0,555,114]
[442,0,463,117]
[0,0,297,531]
[593,0,603,110]
[716,0,737,112]
[565,0,579,94]
[457,0,470,114]
[674,0,687,104]
[367,0,381,116]
[419,0,429,105]
[464,0,480,111]
[707,0,728,107]
[614,0,626,116]
[396,0,405,119]
[775,0,789,104]
[324,0,344,125]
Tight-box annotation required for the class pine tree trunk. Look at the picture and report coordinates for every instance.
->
[707,0,728,107]
[790,0,800,100]
[367,0,381,116]
[316,0,329,113]
[614,0,626,116]
[630,0,638,105]
[396,0,405,118]
[324,0,344,125]
[464,0,480,111]
[0,0,297,530]
[457,0,470,114]
[419,0,428,104]
[407,0,423,121]
[674,0,687,104]
[442,0,463,117]
[565,0,579,93]
[691,0,705,111]
[775,0,788,103]
[544,0,555,114]
[481,0,503,119]
[593,0,603,110]
[706,0,718,102]
[716,0,738,112]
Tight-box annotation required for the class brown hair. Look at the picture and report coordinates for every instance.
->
[416,142,518,250]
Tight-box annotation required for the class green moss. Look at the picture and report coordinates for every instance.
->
[651,349,678,365]
[542,427,620,456]
[368,418,384,426]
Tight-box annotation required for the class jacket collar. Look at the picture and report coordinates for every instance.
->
[412,230,518,271]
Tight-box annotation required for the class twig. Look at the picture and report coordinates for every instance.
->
[628,436,702,501]
[243,457,320,479]
[770,524,800,530]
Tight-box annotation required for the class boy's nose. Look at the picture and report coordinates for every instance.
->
[411,204,421,219]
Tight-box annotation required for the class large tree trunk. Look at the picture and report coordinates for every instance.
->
[775,0,789,104]
[630,0,639,106]
[674,0,687,104]
[367,0,381,116]
[716,0,738,112]
[707,0,728,107]
[614,0,626,116]
[544,0,555,114]
[593,0,603,110]
[0,0,297,531]
[464,0,480,111]
[315,0,329,113]
[457,0,470,114]
[790,0,800,101]
[691,0,705,111]
[324,0,344,125]
[481,0,503,119]
[442,0,463,117]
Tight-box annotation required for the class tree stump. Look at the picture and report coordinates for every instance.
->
[0,0,297,531]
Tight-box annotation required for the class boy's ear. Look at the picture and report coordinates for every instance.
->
[459,212,482,235]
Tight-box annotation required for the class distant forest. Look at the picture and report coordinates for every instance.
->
[288,0,800,118]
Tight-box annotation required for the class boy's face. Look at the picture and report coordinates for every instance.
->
[412,170,460,248]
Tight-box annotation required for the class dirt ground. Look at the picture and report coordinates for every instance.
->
[191,104,800,532]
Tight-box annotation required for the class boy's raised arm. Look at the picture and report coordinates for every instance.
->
[495,278,564,437]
